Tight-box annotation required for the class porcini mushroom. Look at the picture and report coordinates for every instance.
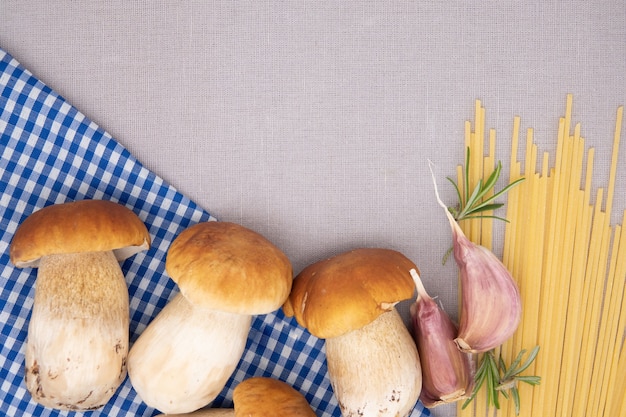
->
[9,199,151,410]
[283,248,422,417]
[155,376,317,417]
[127,222,293,414]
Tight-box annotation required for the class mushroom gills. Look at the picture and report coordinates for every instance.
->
[325,309,422,417]
[25,251,129,410]
[127,293,252,414]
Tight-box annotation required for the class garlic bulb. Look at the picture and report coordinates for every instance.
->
[409,269,473,407]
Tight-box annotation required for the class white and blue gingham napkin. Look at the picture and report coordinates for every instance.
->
[0,48,430,417]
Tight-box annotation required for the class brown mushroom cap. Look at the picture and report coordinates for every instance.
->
[153,377,316,417]
[233,377,317,417]
[10,200,151,268]
[165,222,293,315]
[283,248,417,339]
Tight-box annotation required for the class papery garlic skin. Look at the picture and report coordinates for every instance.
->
[409,269,473,407]
[452,228,522,353]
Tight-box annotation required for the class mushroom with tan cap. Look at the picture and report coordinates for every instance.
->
[127,221,293,414]
[155,376,317,416]
[9,199,151,410]
[283,248,422,417]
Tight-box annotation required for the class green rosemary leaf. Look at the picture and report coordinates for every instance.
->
[487,353,501,409]
[467,180,483,206]
[463,202,505,217]
[458,214,510,223]
[442,246,454,265]
[461,394,474,410]
[488,352,500,377]
[481,161,502,192]
[461,395,472,409]
[486,366,495,407]
[462,372,483,409]
[515,345,541,375]
[462,353,489,409]
[474,354,489,380]
[472,161,502,203]
[515,375,542,385]
[498,355,507,374]
[512,387,521,415]
[457,181,483,220]
[479,177,526,207]
[501,349,527,380]
[464,147,470,205]
[490,375,501,409]
[446,176,463,209]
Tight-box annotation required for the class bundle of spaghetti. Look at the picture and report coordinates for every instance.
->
[455,95,625,417]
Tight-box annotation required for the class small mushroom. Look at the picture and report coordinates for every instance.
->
[283,248,422,417]
[9,199,151,410]
[155,376,317,416]
[127,222,293,414]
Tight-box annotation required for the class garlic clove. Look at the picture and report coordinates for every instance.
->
[451,224,522,353]
[428,163,522,354]
[409,269,473,407]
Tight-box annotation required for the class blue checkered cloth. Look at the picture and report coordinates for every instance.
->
[0,48,430,417]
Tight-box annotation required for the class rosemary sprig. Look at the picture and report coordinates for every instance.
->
[447,147,525,223]
[462,346,541,415]
[441,147,525,264]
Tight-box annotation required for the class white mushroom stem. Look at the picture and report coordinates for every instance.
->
[127,293,252,414]
[25,251,129,410]
[325,309,422,417]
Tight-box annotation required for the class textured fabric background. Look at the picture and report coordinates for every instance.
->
[1,48,428,417]
[1,2,625,417]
